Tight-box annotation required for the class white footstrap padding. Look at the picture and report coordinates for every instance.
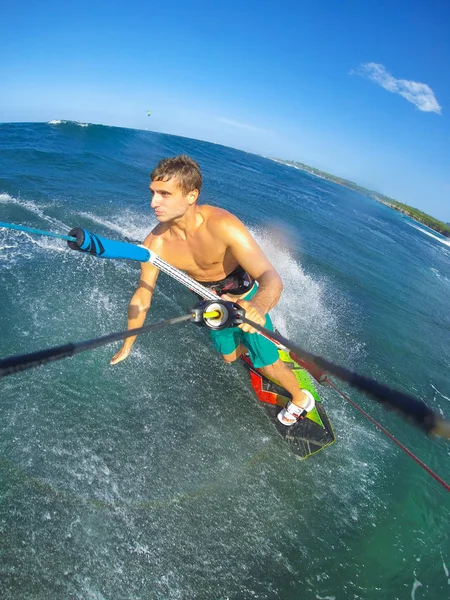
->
[299,389,316,413]
[277,390,316,426]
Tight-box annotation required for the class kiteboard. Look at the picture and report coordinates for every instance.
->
[241,348,335,459]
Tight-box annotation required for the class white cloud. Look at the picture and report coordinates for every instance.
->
[352,62,442,114]
[218,117,269,133]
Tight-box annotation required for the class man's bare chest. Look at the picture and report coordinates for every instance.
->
[158,233,233,279]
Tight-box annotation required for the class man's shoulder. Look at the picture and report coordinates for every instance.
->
[143,224,167,251]
[203,206,244,231]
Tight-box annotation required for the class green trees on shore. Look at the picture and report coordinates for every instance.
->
[375,198,450,238]
[274,158,450,239]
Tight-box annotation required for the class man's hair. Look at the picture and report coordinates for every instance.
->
[151,155,202,195]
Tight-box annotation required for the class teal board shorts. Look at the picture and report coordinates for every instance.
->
[209,285,279,368]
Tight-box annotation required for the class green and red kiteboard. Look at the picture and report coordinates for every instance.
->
[241,348,335,460]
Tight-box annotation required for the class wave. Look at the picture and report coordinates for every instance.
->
[407,222,450,247]
[48,119,90,127]
[0,192,15,204]
[0,193,67,229]
[0,193,74,267]
[431,383,450,403]
[431,267,450,285]
[77,211,155,242]
[249,225,362,365]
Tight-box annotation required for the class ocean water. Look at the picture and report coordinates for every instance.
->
[0,121,449,599]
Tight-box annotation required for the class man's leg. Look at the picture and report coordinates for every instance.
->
[241,318,315,423]
[257,359,312,409]
[209,327,246,364]
[211,311,313,419]
[222,344,247,364]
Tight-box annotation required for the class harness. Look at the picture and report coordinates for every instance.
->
[196,265,255,296]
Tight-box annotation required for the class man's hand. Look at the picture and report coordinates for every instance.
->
[110,345,132,365]
[220,293,266,334]
[237,299,266,333]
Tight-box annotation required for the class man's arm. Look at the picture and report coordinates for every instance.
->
[210,212,283,332]
[110,247,160,365]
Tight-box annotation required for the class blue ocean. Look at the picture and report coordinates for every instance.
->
[1,121,449,599]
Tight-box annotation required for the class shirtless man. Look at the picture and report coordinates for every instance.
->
[110,155,315,426]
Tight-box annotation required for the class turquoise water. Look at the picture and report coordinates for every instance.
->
[1,121,449,599]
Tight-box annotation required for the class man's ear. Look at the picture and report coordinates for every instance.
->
[187,189,199,205]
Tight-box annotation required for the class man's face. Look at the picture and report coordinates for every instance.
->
[149,178,195,222]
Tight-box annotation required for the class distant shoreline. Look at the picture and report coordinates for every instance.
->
[272,158,450,239]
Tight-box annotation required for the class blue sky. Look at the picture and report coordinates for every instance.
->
[2,0,449,220]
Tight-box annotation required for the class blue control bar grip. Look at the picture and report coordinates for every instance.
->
[67,228,150,262]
